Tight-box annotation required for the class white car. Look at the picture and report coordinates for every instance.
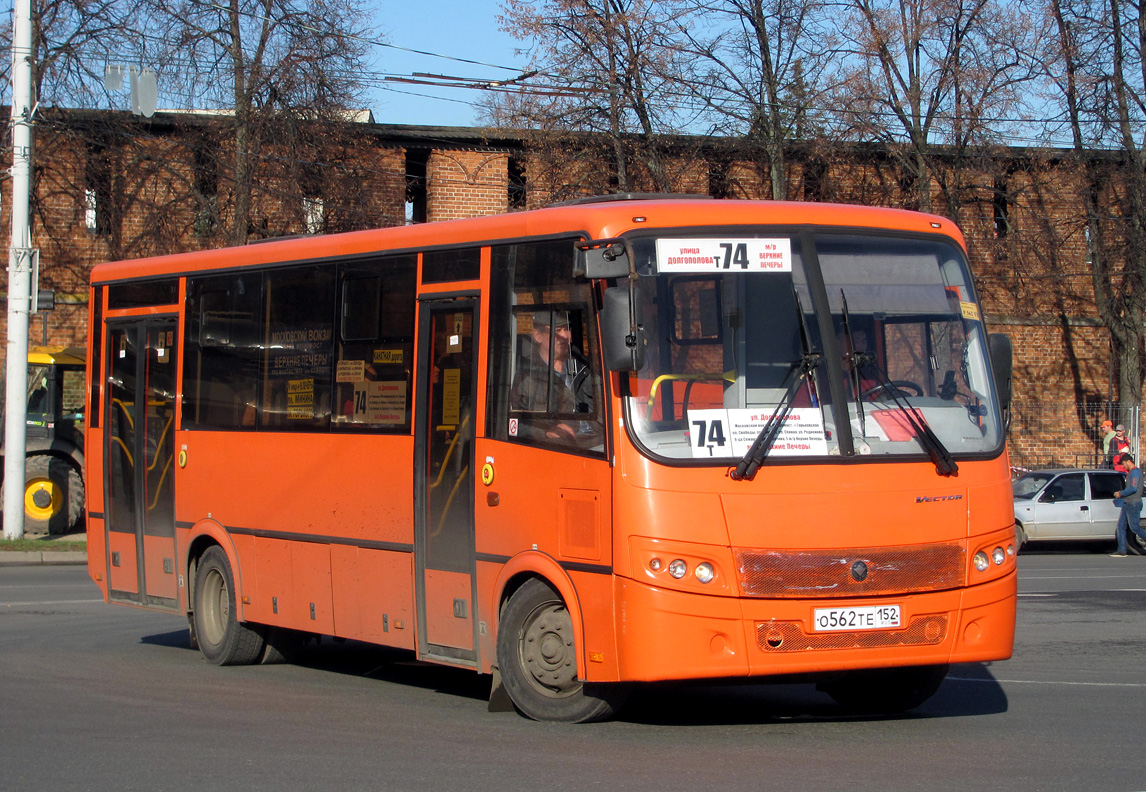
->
[1013,468,1145,549]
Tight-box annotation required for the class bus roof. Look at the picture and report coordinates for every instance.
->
[89,197,966,285]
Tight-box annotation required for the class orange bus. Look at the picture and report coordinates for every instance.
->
[84,195,1017,722]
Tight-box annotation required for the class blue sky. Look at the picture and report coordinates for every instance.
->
[366,2,528,127]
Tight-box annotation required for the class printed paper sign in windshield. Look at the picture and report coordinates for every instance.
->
[656,238,792,273]
[687,408,828,458]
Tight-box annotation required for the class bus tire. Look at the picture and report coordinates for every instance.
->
[496,578,630,722]
[193,546,265,666]
[818,663,949,715]
[7,454,84,535]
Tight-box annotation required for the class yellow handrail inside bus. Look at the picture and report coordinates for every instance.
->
[112,436,134,466]
[429,413,470,491]
[146,414,174,474]
[646,370,737,407]
[113,398,135,429]
[149,452,174,511]
[432,464,470,538]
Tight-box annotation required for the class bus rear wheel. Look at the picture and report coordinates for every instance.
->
[817,663,949,715]
[497,578,629,723]
[193,546,265,665]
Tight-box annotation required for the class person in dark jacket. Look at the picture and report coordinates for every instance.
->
[1111,453,1146,557]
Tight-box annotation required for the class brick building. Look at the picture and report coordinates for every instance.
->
[0,109,1132,467]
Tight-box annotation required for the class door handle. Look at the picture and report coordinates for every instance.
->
[1080,505,1089,511]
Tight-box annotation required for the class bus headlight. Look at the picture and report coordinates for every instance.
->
[694,562,715,584]
[649,557,663,572]
[668,559,687,579]
[992,547,1006,566]
[972,551,990,572]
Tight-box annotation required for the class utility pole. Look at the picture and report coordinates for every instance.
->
[4,0,36,540]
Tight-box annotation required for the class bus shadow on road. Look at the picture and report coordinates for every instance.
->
[138,630,1007,724]
[140,630,493,702]
[619,663,1008,725]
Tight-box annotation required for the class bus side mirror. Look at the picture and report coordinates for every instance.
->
[601,286,646,371]
[989,333,1012,411]
[574,238,630,279]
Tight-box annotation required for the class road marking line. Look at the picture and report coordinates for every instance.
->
[949,676,1146,688]
[1020,588,1146,595]
[1023,575,1146,580]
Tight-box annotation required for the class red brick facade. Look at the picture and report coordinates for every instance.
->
[0,112,1132,467]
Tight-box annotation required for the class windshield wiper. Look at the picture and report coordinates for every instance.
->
[839,291,868,442]
[731,290,821,481]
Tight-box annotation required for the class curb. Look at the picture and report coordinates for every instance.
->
[0,551,87,566]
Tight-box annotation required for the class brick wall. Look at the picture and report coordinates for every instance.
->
[426,149,509,221]
[0,113,1135,468]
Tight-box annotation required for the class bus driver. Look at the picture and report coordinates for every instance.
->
[510,310,599,447]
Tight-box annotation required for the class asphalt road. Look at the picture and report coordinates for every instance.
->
[2,554,1145,792]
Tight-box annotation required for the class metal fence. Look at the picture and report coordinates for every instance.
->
[1008,401,1140,471]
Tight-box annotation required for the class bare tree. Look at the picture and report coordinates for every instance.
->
[0,0,139,109]
[488,0,690,192]
[831,0,1034,214]
[137,0,374,244]
[1043,0,1146,408]
[671,0,836,199]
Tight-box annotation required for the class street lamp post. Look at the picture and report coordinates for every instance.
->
[4,0,37,540]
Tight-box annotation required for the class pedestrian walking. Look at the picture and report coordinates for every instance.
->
[1110,453,1146,557]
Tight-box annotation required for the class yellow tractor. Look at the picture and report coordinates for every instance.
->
[0,346,86,534]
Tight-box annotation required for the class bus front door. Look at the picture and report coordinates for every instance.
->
[104,320,179,609]
[414,301,478,666]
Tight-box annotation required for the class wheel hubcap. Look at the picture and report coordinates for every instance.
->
[24,478,62,520]
[201,568,228,647]
[521,602,579,697]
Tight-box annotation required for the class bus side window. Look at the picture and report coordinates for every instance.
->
[261,264,335,431]
[488,240,605,455]
[333,255,416,432]
[183,273,263,430]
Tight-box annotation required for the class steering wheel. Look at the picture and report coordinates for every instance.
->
[861,380,924,400]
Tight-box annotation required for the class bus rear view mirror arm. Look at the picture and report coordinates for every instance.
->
[574,238,631,280]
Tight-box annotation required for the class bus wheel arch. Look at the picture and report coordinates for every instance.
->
[493,562,629,722]
[185,521,238,611]
[493,553,586,672]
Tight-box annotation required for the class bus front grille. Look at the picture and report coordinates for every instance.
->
[735,543,966,598]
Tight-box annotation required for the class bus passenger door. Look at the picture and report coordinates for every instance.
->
[104,320,179,608]
[414,300,478,665]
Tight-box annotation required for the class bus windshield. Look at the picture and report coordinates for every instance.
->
[623,231,1003,464]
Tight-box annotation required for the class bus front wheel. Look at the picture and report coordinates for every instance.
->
[496,578,629,723]
[817,663,949,715]
[193,546,265,665]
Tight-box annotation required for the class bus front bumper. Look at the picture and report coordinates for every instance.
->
[609,571,1016,682]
